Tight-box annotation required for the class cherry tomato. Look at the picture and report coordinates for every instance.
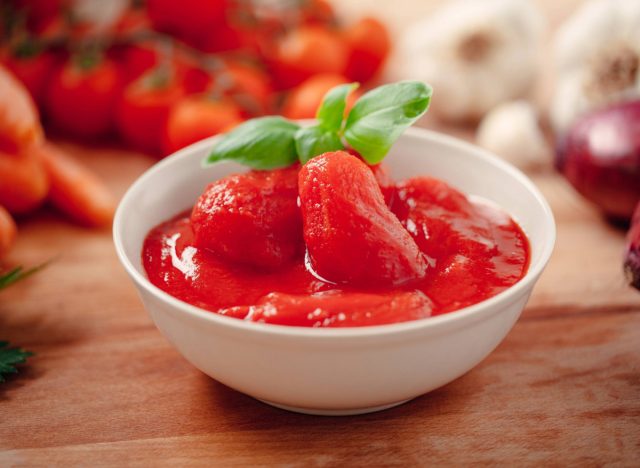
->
[110,43,211,93]
[112,8,151,35]
[116,68,186,155]
[109,42,158,84]
[300,0,336,26]
[196,21,248,53]
[344,17,391,83]
[222,61,273,116]
[225,7,287,55]
[163,97,243,154]
[1,49,58,106]
[281,73,358,120]
[34,13,67,39]
[147,0,228,44]
[14,0,65,33]
[45,56,123,138]
[180,65,212,94]
[268,26,348,90]
[174,52,212,94]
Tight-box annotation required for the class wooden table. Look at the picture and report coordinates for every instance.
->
[2,1,639,465]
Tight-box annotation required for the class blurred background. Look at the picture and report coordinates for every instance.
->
[1,2,639,461]
[0,0,638,321]
[0,0,639,307]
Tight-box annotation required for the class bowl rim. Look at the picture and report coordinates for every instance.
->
[113,127,556,339]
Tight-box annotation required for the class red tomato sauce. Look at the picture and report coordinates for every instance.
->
[142,169,530,328]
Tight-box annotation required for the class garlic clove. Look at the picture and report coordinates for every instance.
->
[393,0,545,122]
[556,0,640,72]
[551,0,640,132]
[476,100,550,169]
[551,71,593,134]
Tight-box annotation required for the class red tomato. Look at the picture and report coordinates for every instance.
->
[196,21,248,53]
[180,64,212,94]
[109,42,158,84]
[112,8,151,35]
[222,61,273,116]
[174,52,212,94]
[344,17,391,83]
[1,50,58,105]
[281,73,358,120]
[35,13,67,39]
[299,151,428,286]
[147,0,228,43]
[116,68,186,155]
[45,56,123,138]
[14,0,65,33]
[111,43,211,92]
[300,0,336,25]
[190,166,302,270]
[226,8,287,55]
[163,97,243,154]
[268,26,348,90]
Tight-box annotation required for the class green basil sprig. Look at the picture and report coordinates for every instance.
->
[205,81,432,168]
[205,117,299,170]
[317,83,359,131]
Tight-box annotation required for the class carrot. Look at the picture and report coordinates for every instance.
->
[0,65,43,153]
[0,205,17,257]
[38,143,116,227]
[0,149,50,214]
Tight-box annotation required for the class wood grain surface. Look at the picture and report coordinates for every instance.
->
[1,0,639,466]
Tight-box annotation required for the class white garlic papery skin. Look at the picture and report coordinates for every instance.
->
[393,0,545,123]
[476,101,550,169]
[71,0,129,33]
[552,0,640,133]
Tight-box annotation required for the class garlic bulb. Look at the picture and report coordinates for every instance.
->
[71,0,128,33]
[551,0,640,132]
[392,0,545,122]
[476,101,550,169]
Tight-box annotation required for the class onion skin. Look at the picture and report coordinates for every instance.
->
[625,202,640,291]
[556,100,640,221]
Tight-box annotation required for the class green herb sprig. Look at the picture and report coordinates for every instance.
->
[205,80,432,169]
[0,341,33,382]
[0,263,48,290]
[0,262,49,383]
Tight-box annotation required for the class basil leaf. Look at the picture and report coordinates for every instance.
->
[317,83,359,131]
[344,81,432,164]
[205,116,300,170]
[295,126,344,163]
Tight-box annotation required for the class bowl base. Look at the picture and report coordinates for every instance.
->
[256,398,412,416]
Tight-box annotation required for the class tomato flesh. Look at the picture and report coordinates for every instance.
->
[143,159,529,327]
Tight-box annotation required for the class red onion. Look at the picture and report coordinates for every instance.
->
[556,100,640,221]
[625,202,640,291]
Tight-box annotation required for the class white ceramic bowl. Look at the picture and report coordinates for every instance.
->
[113,127,555,416]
